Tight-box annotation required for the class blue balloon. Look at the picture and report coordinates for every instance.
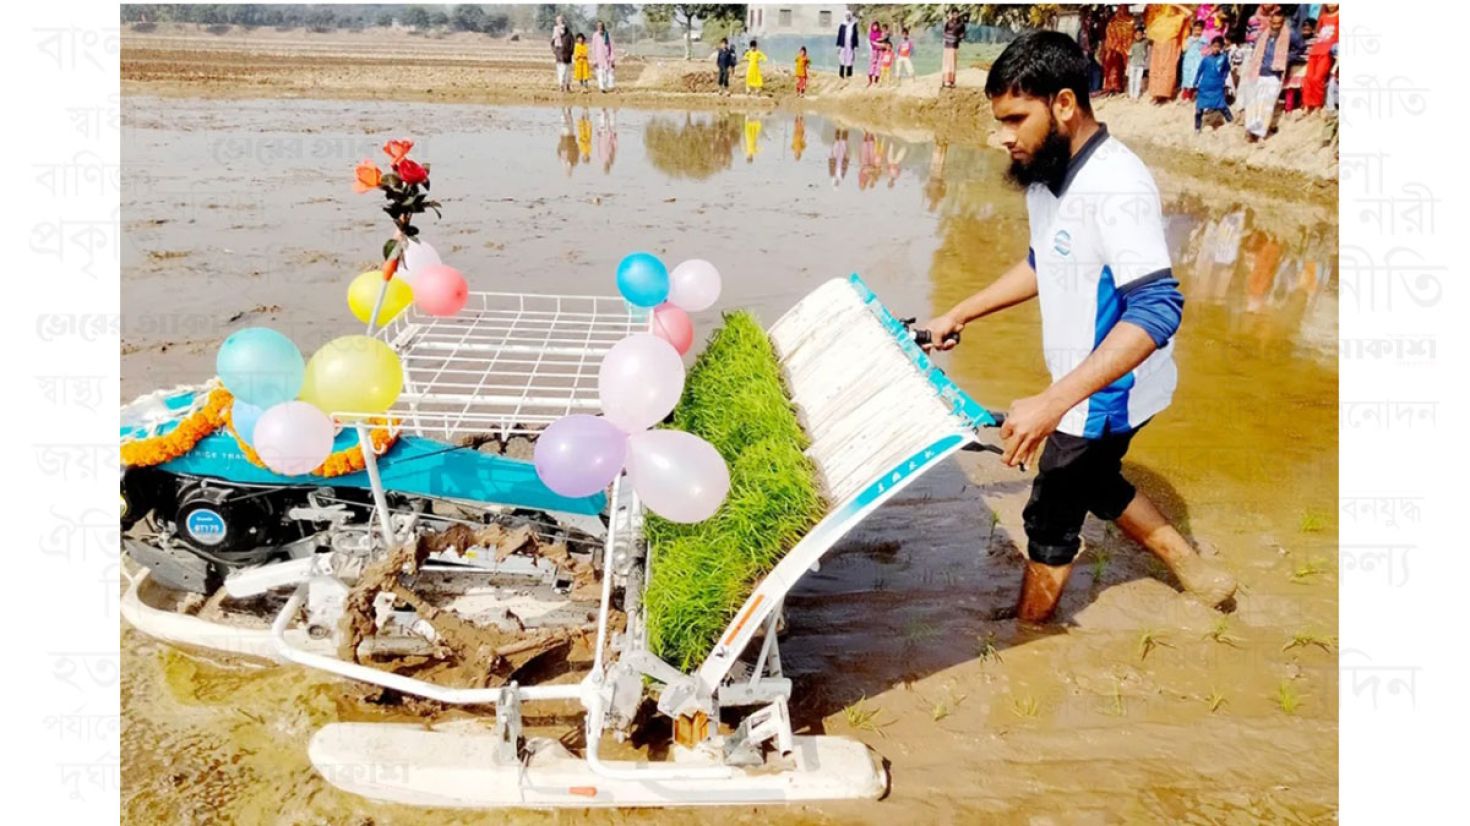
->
[216,327,305,408]
[231,399,265,444]
[616,252,670,308]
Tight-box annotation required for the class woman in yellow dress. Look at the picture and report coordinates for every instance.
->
[573,34,592,91]
[743,39,767,95]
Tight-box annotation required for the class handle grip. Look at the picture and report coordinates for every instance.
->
[901,317,961,349]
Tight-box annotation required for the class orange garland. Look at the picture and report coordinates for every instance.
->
[120,386,232,467]
[122,383,400,479]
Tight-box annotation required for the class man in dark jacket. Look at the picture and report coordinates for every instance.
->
[835,11,860,79]
[551,15,575,92]
[942,8,970,88]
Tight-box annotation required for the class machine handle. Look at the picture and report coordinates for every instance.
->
[902,317,961,348]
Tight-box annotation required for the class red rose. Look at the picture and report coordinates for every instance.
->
[396,159,428,185]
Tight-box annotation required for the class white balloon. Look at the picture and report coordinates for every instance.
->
[398,239,442,286]
[598,334,686,433]
[667,259,722,313]
[626,429,730,523]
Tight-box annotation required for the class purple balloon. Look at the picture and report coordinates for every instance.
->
[534,415,629,498]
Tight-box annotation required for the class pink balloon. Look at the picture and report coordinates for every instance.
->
[252,401,336,476]
[413,264,469,317]
[650,302,695,355]
[534,415,629,498]
[626,429,730,523]
[598,334,686,433]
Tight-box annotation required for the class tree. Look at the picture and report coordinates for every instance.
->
[848,4,1062,33]
[483,12,512,36]
[452,4,488,32]
[646,4,746,59]
[402,6,431,29]
[428,10,451,28]
[535,4,560,32]
[377,11,396,27]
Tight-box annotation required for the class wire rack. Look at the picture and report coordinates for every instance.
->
[367,291,646,442]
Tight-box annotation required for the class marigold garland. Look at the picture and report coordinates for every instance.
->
[120,385,231,467]
[121,382,400,478]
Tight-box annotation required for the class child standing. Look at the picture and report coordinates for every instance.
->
[794,46,810,96]
[572,33,591,92]
[743,39,767,96]
[896,28,915,84]
[1127,28,1148,100]
[1179,20,1205,102]
[879,38,895,85]
[715,38,737,96]
[1193,36,1235,131]
[1282,17,1315,113]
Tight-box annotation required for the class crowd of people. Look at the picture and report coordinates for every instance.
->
[549,15,617,93]
[543,5,1339,145]
[1086,4,1340,140]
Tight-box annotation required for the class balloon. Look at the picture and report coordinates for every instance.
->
[616,252,670,308]
[533,415,629,498]
[216,327,305,408]
[413,264,469,317]
[347,270,414,326]
[252,401,336,476]
[398,239,442,286]
[231,399,265,444]
[667,259,722,312]
[650,302,695,355]
[598,334,685,433]
[303,335,404,414]
[626,429,730,523]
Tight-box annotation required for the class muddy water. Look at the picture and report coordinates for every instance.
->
[122,98,1338,823]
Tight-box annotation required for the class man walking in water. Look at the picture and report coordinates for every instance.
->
[919,31,1237,623]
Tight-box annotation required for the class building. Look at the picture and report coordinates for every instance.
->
[745,4,848,38]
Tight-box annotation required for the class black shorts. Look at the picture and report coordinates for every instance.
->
[1022,423,1145,566]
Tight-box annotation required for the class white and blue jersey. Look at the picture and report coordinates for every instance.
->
[1025,124,1182,439]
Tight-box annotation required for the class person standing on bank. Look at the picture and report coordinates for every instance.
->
[550,15,575,93]
[592,21,616,93]
[918,31,1238,623]
[942,8,970,89]
[836,12,861,81]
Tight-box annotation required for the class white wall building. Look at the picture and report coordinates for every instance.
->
[745,4,849,37]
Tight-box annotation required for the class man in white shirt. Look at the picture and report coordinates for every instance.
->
[920,31,1236,624]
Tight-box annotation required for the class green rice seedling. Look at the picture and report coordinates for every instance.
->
[843,697,891,736]
[977,632,1002,664]
[902,619,941,644]
[1091,547,1113,584]
[1204,617,1244,647]
[1103,678,1126,717]
[642,312,827,670]
[1137,629,1173,661]
[1010,695,1040,719]
[1298,509,1328,533]
[1205,687,1227,713]
[1276,680,1302,714]
[1282,631,1336,654]
[927,695,951,722]
[1288,555,1330,583]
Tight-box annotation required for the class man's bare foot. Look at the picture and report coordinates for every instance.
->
[1165,553,1238,608]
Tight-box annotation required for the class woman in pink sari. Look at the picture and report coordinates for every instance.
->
[591,21,615,93]
[866,21,883,87]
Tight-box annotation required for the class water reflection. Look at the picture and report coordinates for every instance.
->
[743,113,763,163]
[642,111,741,179]
[595,108,618,174]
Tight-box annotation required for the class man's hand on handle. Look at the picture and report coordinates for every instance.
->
[916,313,964,352]
[1000,391,1068,469]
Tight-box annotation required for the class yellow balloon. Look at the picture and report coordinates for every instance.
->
[303,335,404,415]
[347,270,414,326]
